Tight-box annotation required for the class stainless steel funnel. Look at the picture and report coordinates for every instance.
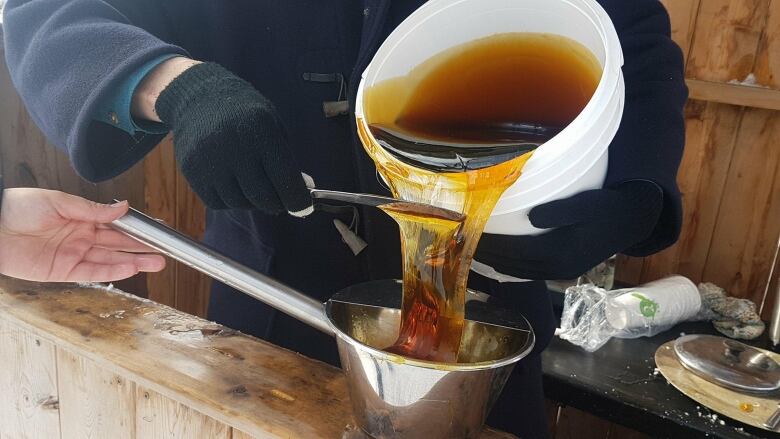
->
[112,207,534,438]
[328,281,534,439]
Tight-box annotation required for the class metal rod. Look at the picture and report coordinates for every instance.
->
[769,281,780,346]
[111,207,334,336]
[309,188,465,221]
[767,235,780,346]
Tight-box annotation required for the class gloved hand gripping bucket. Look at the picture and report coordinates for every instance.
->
[356,0,625,236]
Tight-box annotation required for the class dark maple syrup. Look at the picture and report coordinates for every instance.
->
[359,32,601,362]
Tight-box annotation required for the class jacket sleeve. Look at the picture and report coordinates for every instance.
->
[2,0,189,182]
[599,0,688,256]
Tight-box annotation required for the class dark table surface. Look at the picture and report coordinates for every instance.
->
[542,292,779,439]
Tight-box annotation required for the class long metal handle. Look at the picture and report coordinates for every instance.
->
[309,188,465,221]
[111,207,333,335]
[310,188,401,208]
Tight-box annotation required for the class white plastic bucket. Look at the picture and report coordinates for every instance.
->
[355,0,625,235]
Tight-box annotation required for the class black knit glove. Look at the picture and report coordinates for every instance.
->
[475,181,664,280]
[156,63,312,216]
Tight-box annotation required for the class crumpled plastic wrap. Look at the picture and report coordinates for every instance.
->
[556,283,613,352]
[556,283,687,352]
[556,279,766,352]
[557,275,704,351]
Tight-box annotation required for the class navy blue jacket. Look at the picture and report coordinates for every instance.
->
[3,0,687,362]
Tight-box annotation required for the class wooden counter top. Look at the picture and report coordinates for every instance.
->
[0,276,515,439]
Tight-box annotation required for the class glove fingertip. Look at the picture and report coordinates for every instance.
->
[283,188,315,218]
[289,205,314,218]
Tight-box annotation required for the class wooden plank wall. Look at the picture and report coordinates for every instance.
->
[0,280,519,439]
[615,0,780,320]
[0,315,245,439]
[552,2,780,438]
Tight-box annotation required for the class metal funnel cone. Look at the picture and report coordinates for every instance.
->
[326,280,534,439]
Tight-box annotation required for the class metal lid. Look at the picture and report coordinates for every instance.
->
[674,334,780,393]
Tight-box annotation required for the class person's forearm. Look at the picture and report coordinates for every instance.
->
[131,57,202,123]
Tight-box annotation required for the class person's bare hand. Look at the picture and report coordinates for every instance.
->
[0,189,166,282]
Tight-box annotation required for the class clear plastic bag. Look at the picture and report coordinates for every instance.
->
[556,283,614,352]
[556,277,701,352]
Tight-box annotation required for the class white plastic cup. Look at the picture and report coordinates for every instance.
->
[605,276,702,331]
[354,0,625,235]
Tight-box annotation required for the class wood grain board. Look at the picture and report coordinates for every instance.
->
[0,277,516,439]
[702,108,780,299]
[136,387,231,439]
[659,0,701,61]
[754,0,780,89]
[685,0,770,83]
[57,349,136,439]
[655,341,780,432]
[0,318,61,439]
[687,79,780,111]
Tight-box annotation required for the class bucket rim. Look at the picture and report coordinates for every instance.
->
[324,300,536,372]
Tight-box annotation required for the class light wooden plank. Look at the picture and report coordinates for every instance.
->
[659,0,701,62]
[753,0,780,89]
[686,0,771,82]
[702,109,780,302]
[144,138,178,308]
[686,79,780,110]
[175,169,211,318]
[57,348,136,439]
[136,387,229,439]
[0,279,517,439]
[0,317,61,439]
[0,279,351,438]
[640,101,742,284]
